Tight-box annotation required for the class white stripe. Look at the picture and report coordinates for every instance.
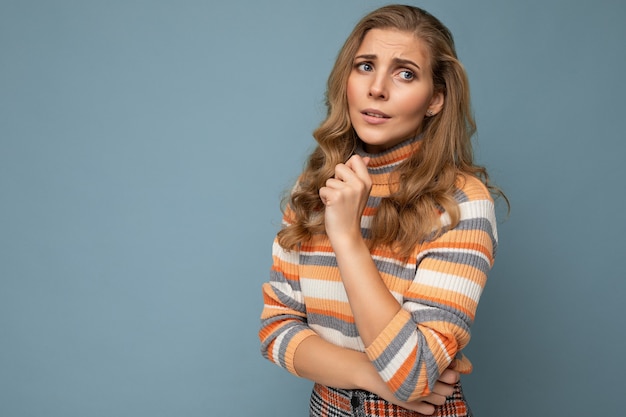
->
[403,303,437,313]
[361,215,373,228]
[263,303,291,312]
[300,249,335,258]
[439,200,496,234]
[426,327,452,363]
[272,240,300,263]
[271,331,288,363]
[414,270,484,304]
[434,199,496,233]
[459,199,497,240]
[372,253,416,269]
[439,211,452,228]
[300,278,348,303]
[311,324,365,351]
[271,281,304,304]
[299,280,402,304]
[378,332,418,382]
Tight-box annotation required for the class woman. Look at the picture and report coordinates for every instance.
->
[260,5,502,416]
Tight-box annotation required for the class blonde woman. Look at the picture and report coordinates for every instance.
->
[260,5,503,416]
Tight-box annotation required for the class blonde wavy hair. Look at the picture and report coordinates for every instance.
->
[278,4,504,256]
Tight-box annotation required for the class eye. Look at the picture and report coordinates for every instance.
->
[356,62,373,72]
[398,70,415,81]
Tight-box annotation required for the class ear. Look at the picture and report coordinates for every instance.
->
[427,90,444,116]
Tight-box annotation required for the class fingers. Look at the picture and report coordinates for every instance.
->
[404,401,435,414]
[345,154,370,168]
[323,155,371,197]
[343,155,371,185]
[329,156,371,202]
[319,155,372,224]
[422,388,449,405]
[319,181,344,204]
[415,369,460,411]
[438,368,460,385]
[428,369,459,401]
[324,178,345,189]
[332,163,356,183]
[430,380,455,398]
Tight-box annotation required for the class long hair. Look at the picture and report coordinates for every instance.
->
[278,4,504,256]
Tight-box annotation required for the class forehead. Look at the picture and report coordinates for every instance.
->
[356,28,430,65]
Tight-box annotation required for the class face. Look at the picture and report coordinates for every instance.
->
[347,28,444,153]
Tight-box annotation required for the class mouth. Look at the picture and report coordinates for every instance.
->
[362,109,390,119]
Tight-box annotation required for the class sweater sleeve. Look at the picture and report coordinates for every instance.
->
[259,216,317,376]
[364,178,498,402]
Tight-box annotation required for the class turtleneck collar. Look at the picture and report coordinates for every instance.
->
[353,136,422,190]
[355,135,422,172]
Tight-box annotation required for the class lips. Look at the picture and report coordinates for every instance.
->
[360,108,391,125]
[362,109,390,118]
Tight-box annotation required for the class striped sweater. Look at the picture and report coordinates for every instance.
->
[259,137,498,402]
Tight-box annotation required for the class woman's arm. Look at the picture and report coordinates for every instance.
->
[293,333,460,414]
[259,217,460,412]
[319,155,404,346]
[320,155,497,402]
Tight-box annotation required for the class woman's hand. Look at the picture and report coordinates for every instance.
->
[362,366,460,414]
[319,155,372,244]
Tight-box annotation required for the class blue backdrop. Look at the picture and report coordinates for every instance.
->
[1,1,624,416]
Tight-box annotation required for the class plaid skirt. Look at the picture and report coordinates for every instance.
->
[309,381,472,417]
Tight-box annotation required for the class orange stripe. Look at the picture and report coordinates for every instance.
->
[300,264,342,281]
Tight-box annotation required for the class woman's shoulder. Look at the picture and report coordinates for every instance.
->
[454,173,493,203]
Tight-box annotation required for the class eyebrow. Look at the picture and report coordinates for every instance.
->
[354,54,421,70]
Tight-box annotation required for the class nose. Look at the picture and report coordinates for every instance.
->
[368,74,388,100]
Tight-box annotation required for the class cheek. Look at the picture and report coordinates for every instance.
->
[346,78,358,111]
[396,94,430,132]
[400,92,431,117]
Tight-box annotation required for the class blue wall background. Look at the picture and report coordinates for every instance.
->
[1,1,624,415]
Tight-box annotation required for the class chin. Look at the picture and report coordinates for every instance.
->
[355,132,389,146]
[359,135,404,153]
